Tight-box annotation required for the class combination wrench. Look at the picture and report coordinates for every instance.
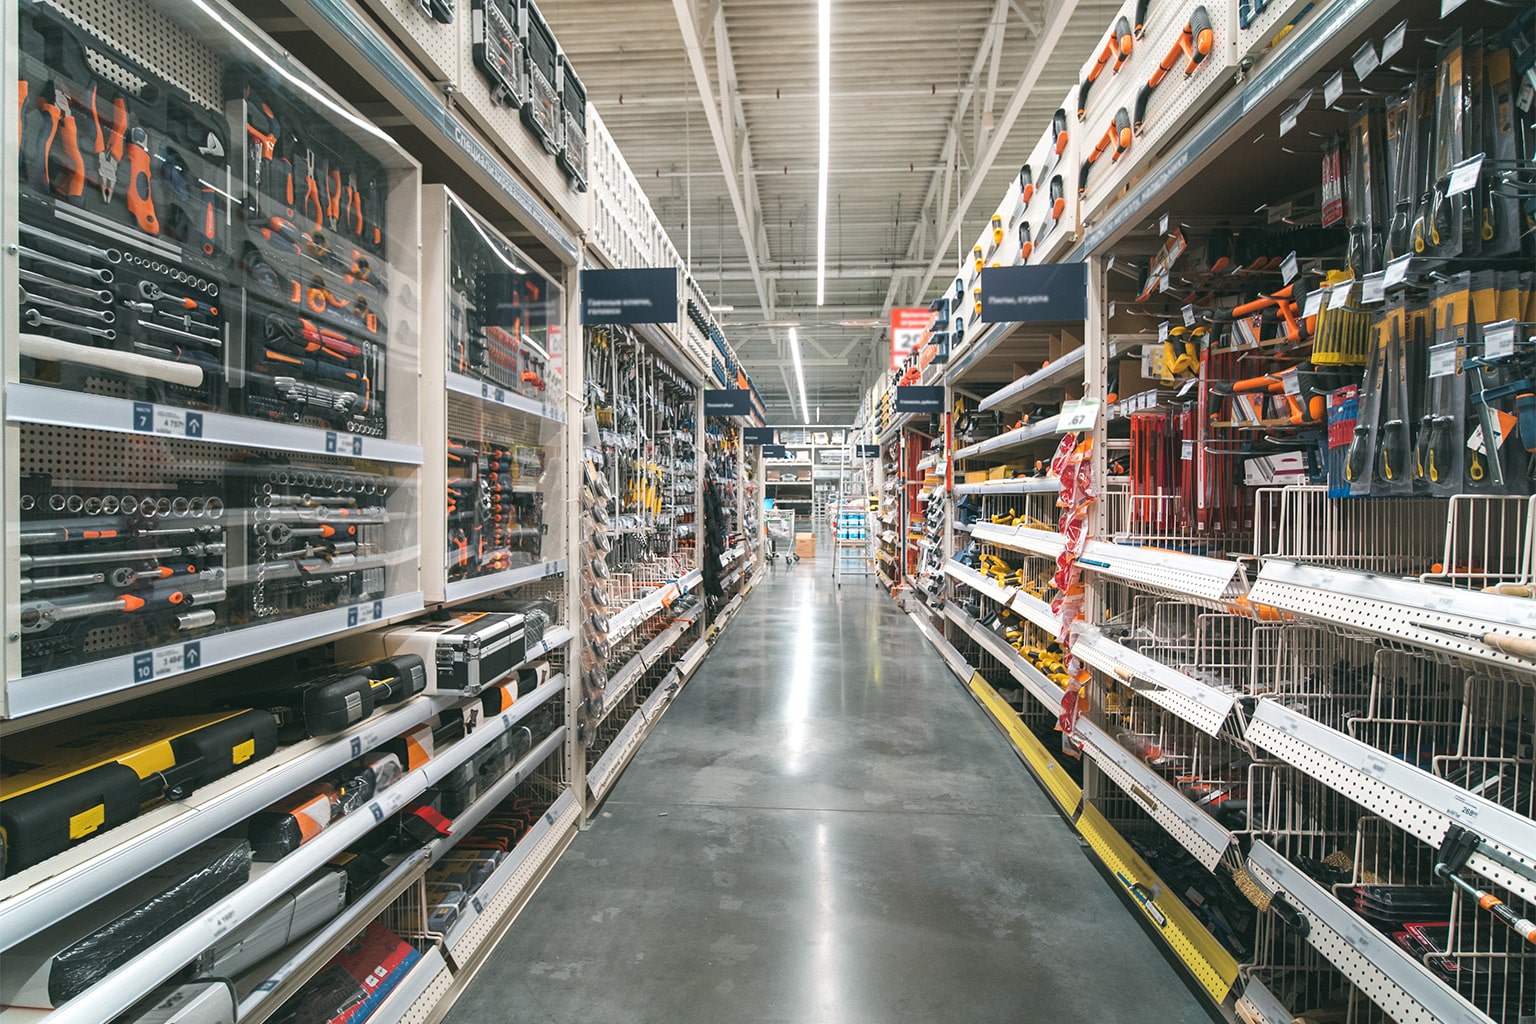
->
[23,309,116,341]
[20,288,115,323]
[18,224,122,264]
[18,268,112,304]
[15,245,114,283]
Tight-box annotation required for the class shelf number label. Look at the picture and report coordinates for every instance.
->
[325,431,364,456]
[132,402,204,438]
[133,640,202,684]
[347,600,386,628]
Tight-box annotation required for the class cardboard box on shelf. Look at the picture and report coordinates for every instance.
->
[964,470,989,484]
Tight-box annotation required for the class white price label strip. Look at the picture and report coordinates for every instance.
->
[1381,20,1407,62]
[1484,320,1518,361]
[1281,252,1299,284]
[1328,284,1351,310]
[1446,153,1485,197]
[1385,255,1412,287]
[1323,70,1344,108]
[1360,272,1386,305]
[1352,41,1379,81]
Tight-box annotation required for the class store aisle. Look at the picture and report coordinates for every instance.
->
[447,566,1216,1024]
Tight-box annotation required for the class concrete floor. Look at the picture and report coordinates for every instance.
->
[447,563,1217,1023]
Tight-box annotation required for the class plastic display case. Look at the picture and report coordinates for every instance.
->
[420,185,566,605]
[4,0,426,717]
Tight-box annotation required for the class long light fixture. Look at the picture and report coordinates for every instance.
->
[815,0,830,306]
[788,327,810,422]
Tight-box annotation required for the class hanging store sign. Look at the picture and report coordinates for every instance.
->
[703,389,752,416]
[762,444,791,460]
[890,307,931,370]
[979,263,1088,323]
[743,427,776,445]
[894,386,944,413]
[579,268,679,324]
[856,445,880,458]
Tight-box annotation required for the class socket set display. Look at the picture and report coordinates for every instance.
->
[17,473,229,676]
[14,0,418,442]
[446,437,548,583]
[239,461,405,622]
[446,196,563,401]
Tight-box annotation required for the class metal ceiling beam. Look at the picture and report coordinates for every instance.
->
[701,263,930,281]
[671,0,772,313]
[912,0,1079,304]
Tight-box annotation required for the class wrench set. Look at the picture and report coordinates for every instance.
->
[447,199,558,400]
[17,474,229,675]
[14,2,407,442]
[445,436,548,584]
[243,464,396,621]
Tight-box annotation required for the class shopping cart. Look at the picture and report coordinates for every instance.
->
[765,509,798,569]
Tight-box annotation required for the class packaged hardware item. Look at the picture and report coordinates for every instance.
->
[121,980,237,1024]
[195,869,348,979]
[267,920,421,1024]
[0,837,252,1008]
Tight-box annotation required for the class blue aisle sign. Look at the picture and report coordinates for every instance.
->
[743,427,776,445]
[580,268,679,324]
[703,389,752,416]
[979,263,1088,323]
[894,386,944,413]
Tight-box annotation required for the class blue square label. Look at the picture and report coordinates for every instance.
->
[352,436,363,456]
[132,402,154,432]
[133,651,154,682]
[348,606,359,627]
[182,641,201,670]
[372,600,383,619]
[185,413,204,438]
[325,431,338,453]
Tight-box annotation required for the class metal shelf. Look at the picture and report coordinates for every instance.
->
[952,477,1062,496]
[1073,719,1234,871]
[943,560,1059,636]
[1234,976,1299,1024]
[978,348,1086,412]
[1247,698,1536,906]
[1249,560,1536,673]
[1245,842,1496,1024]
[1069,624,1238,737]
[236,852,429,1024]
[587,666,682,802]
[594,617,696,727]
[445,371,568,424]
[429,720,568,863]
[5,382,424,465]
[606,568,703,646]
[443,559,568,606]
[943,602,1064,715]
[969,522,1066,559]
[908,605,970,681]
[443,787,581,963]
[7,591,425,720]
[1082,543,1247,605]
[0,694,438,952]
[953,416,1064,461]
[34,679,564,1024]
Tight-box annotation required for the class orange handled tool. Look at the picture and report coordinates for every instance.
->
[125,126,159,234]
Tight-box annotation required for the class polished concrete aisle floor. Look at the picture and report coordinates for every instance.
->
[447,563,1216,1024]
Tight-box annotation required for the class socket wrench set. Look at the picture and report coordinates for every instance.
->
[446,196,562,402]
[17,472,229,676]
[14,0,418,441]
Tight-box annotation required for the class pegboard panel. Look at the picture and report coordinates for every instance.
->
[1079,2,1239,225]
[444,391,562,449]
[453,12,589,234]
[1246,842,1496,1024]
[19,423,230,488]
[389,951,454,1024]
[1235,0,1318,61]
[1073,0,1150,144]
[588,109,658,271]
[48,0,224,110]
[1034,88,1082,266]
[356,0,460,86]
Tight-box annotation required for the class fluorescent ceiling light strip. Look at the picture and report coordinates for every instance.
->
[789,328,810,422]
[816,0,830,307]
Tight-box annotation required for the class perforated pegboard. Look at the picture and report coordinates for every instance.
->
[19,422,230,488]
[1075,719,1233,870]
[1247,699,1536,907]
[449,786,578,967]
[589,109,658,270]
[1235,0,1318,60]
[390,952,454,1024]
[360,0,459,85]
[1074,0,1149,133]
[48,0,223,110]
[452,12,588,233]
[1245,842,1496,1024]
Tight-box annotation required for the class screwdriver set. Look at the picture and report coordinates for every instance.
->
[446,196,559,401]
[445,436,548,584]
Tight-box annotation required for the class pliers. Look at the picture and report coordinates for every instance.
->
[90,83,126,202]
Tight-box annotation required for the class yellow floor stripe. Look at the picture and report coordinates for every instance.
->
[1075,801,1240,1003]
[968,674,1082,815]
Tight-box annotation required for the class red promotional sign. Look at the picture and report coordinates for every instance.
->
[890,308,931,370]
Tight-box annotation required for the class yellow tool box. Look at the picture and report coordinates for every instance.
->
[0,709,279,877]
